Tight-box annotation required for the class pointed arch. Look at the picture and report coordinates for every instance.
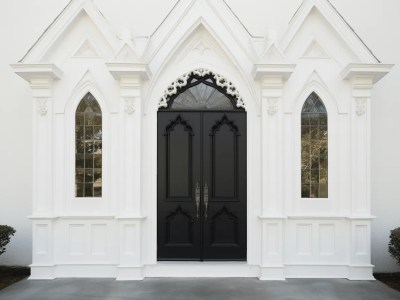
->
[75,92,103,197]
[300,92,328,198]
[158,68,246,110]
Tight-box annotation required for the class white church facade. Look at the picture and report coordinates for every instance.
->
[8,0,395,280]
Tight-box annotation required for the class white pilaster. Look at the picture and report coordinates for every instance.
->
[253,64,295,280]
[107,63,151,280]
[12,64,63,279]
[341,63,393,280]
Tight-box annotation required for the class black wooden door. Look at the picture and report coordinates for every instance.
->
[157,111,246,261]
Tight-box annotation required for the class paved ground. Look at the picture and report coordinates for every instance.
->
[0,278,399,300]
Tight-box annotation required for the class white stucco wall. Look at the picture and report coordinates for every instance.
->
[0,0,399,273]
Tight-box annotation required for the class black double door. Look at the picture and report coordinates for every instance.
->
[157,111,247,261]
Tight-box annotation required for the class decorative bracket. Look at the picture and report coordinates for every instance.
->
[267,98,279,115]
[355,98,367,116]
[158,68,246,109]
[124,98,135,115]
[37,98,48,116]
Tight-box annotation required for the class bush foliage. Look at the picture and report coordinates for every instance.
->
[0,225,16,255]
[389,227,400,265]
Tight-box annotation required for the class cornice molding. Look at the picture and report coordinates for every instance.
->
[341,63,394,85]
[106,63,151,81]
[251,64,296,82]
[11,63,63,83]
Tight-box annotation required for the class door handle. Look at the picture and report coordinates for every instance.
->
[204,182,208,219]
[195,181,200,220]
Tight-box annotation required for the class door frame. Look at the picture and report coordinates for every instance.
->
[156,110,247,261]
[141,66,260,273]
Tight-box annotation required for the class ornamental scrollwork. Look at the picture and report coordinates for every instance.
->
[355,98,367,116]
[124,98,135,115]
[267,98,279,115]
[37,98,48,116]
[158,68,246,109]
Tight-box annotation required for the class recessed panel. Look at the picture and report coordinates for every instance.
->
[123,224,136,255]
[355,225,368,255]
[210,207,238,245]
[165,207,193,245]
[266,223,280,255]
[212,124,237,199]
[167,124,192,198]
[35,224,48,255]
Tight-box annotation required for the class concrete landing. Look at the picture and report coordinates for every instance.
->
[0,278,399,300]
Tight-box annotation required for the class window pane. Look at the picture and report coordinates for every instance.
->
[75,93,102,197]
[301,92,328,198]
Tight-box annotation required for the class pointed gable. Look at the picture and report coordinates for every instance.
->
[279,0,379,64]
[20,0,117,63]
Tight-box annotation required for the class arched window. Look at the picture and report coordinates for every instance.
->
[75,92,102,197]
[301,92,328,198]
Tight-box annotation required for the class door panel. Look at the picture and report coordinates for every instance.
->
[202,112,247,260]
[157,111,246,261]
[157,112,201,260]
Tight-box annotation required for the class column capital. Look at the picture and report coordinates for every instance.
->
[106,63,151,82]
[252,64,295,85]
[341,63,393,86]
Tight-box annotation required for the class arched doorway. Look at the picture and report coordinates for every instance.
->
[157,70,247,261]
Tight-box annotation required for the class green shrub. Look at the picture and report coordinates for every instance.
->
[389,227,400,265]
[0,225,16,255]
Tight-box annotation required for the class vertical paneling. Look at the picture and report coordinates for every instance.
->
[213,125,236,198]
[123,224,136,255]
[355,225,368,255]
[266,223,279,255]
[36,224,48,255]
[168,125,191,198]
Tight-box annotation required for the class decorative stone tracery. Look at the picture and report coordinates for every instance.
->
[158,68,246,109]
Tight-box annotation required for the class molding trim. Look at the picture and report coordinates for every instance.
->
[158,68,246,109]
[106,63,151,80]
[341,63,393,84]
[252,64,296,81]
[11,64,63,82]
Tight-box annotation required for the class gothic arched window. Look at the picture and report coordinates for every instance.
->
[75,93,102,197]
[301,92,328,198]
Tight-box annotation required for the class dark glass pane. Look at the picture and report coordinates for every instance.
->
[76,113,84,125]
[76,126,84,139]
[302,185,310,198]
[85,154,93,168]
[76,155,84,169]
[310,184,319,198]
[85,169,93,183]
[75,183,84,197]
[301,92,328,198]
[93,187,102,197]
[85,141,93,154]
[76,169,84,183]
[76,140,84,154]
[301,114,310,125]
[75,93,102,198]
[94,127,102,140]
[85,126,94,140]
[94,155,102,168]
[84,183,93,197]
[85,113,94,126]
[171,82,234,110]
[310,114,319,125]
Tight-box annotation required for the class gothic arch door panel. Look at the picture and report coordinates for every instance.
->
[157,111,247,261]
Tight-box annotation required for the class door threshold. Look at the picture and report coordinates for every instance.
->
[144,261,259,278]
